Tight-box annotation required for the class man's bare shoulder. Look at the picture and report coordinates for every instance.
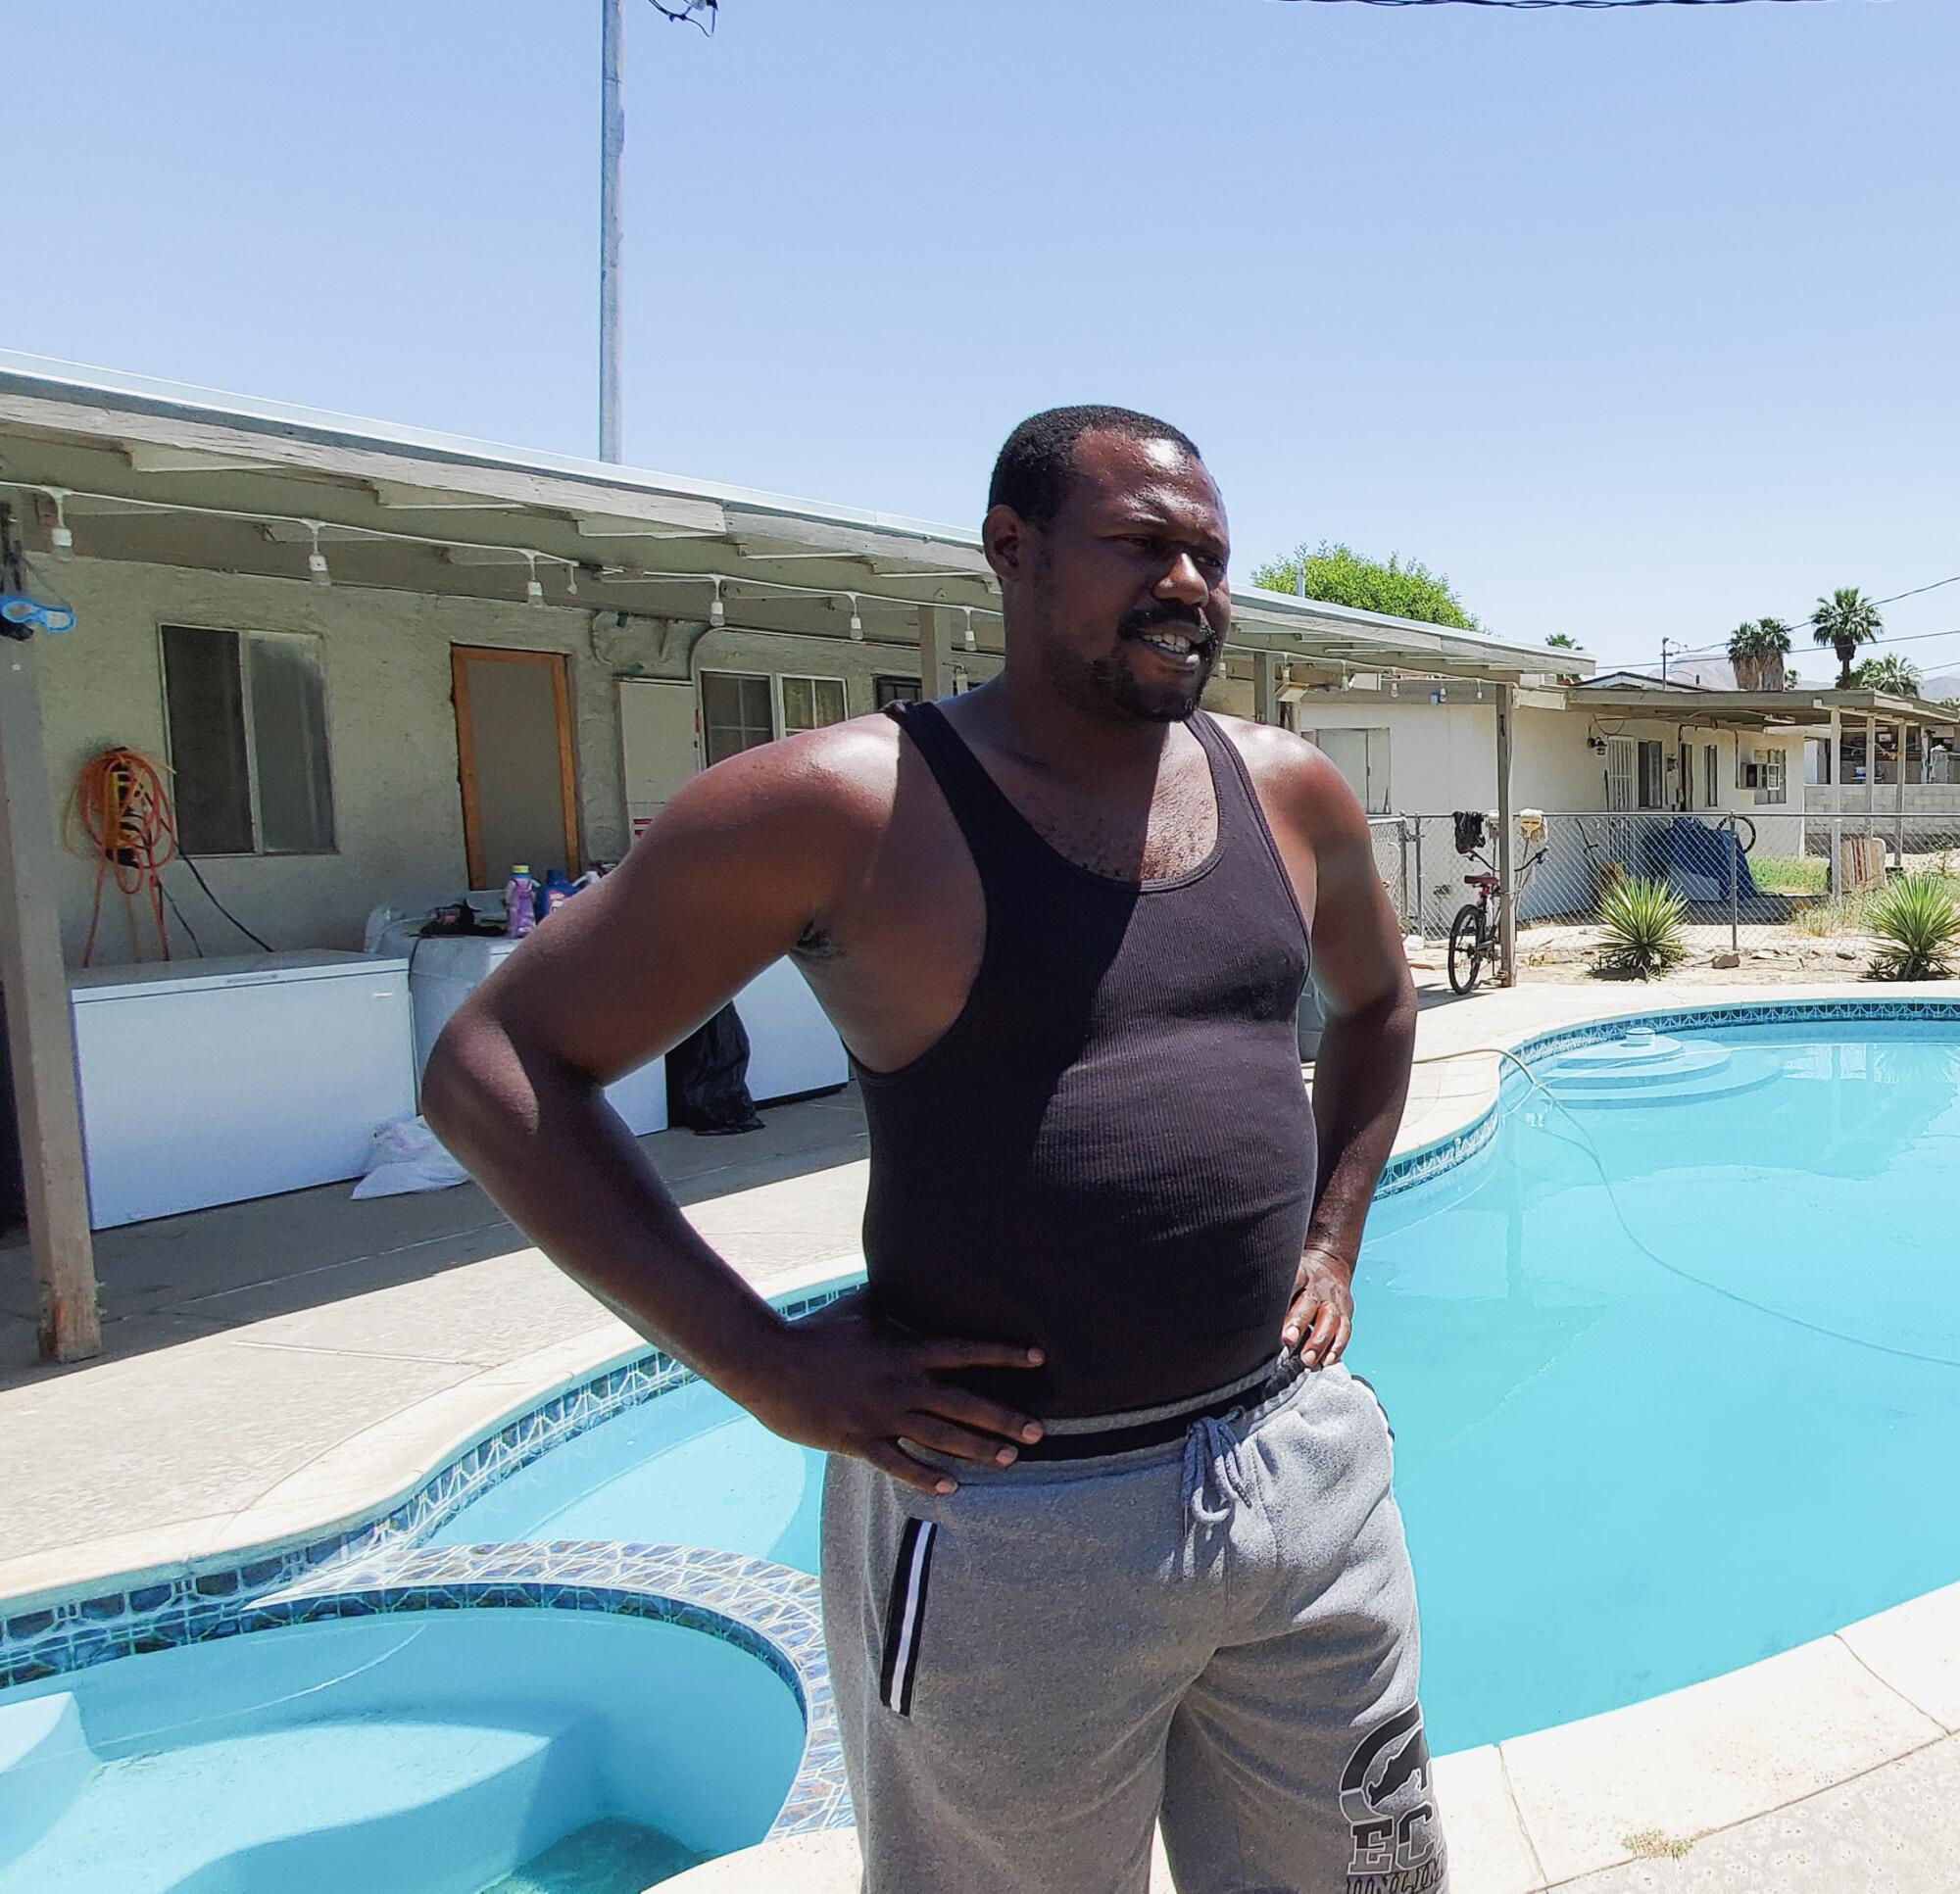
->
[664,710,904,841]
[1211,711,1346,800]
[1209,711,1374,857]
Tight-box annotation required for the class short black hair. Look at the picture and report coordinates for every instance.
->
[987,405,1202,528]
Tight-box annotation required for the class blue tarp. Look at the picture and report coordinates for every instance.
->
[1656,818,1758,903]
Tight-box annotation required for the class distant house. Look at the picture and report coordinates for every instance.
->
[1575,668,1713,694]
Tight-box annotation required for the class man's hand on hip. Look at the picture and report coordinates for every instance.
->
[746,1291,1046,1496]
[1281,1245,1354,1369]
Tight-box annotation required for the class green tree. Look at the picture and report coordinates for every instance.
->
[1854,653,1923,697]
[1726,616,1793,692]
[1253,542,1481,632]
[1545,632,1579,650]
[1811,587,1884,688]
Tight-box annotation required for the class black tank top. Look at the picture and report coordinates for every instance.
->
[857,700,1316,1416]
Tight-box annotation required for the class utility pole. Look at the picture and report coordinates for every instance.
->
[1660,638,1684,685]
[599,0,625,462]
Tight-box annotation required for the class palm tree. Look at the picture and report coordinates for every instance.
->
[1854,653,1922,698]
[1812,587,1884,688]
[1727,617,1793,691]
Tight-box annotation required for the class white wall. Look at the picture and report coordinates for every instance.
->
[1293,698,1811,921]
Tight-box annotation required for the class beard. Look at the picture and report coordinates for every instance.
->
[1080,604,1220,723]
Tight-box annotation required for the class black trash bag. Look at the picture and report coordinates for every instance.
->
[1452,810,1488,856]
[665,1002,763,1136]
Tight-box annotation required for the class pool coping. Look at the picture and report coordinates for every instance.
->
[8,993,1960,1883]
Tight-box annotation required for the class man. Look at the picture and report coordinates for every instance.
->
[423,406,1443,1894]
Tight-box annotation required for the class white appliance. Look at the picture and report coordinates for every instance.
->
[378,922,848,1123]
[735,956,850,1102]
[70,950,417,1229]
[397,934,668,1137]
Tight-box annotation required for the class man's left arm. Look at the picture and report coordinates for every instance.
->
[1252,736,1419,1368]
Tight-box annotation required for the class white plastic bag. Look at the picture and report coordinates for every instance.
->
[351,1115,469,1198]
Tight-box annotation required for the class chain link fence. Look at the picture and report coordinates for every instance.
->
[1363,804,1960,983]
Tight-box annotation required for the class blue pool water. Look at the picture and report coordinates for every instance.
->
[437,1018,1960,1754]
[0,1611,802,1893]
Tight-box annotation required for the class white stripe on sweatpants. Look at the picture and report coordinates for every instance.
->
[884,1520,937,1712]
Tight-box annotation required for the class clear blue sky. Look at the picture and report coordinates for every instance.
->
[14,0,1958,676]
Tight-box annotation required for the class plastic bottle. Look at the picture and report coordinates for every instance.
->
[540,868,575,918]
[504,865,537,939]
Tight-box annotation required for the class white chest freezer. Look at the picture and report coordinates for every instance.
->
[734,955,850,1103]
[398,934,668,1138]
[390,935,846,1127]
[70,950,417,1228]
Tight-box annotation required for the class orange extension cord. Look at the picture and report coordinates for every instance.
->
[65,748,179,965]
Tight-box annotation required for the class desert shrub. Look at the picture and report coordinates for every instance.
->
[1595,877,1688,980]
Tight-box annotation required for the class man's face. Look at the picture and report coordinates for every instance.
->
[988,430,1232,724]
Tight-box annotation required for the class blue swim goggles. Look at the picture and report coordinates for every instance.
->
[0,593,76,635]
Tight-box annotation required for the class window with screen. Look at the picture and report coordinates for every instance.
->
[874,675,921,708]
[781,675,848,736]
[700,671,775,766]
[161,625,335,854]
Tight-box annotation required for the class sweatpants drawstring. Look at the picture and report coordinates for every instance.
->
[1182,1410,1250,1528]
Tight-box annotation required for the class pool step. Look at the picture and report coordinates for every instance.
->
[0,1712,597,1894]
[1532,1032,1778,1108]
[0,1694,97,1864]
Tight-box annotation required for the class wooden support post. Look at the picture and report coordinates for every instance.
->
[1829,707,1843,898]
[917,605,949,702]
[0,639,99,1362]
[1895,720,1907,867]
[1865,713,1878,844]
[1252,649,1277,726]
[1495,684,1517,988]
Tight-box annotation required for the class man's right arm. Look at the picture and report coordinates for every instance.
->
[420,729,1044,1493]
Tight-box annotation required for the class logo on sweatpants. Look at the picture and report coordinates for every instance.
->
[1340,1705,1443,1892]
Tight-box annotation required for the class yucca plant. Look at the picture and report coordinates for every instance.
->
[1867,874,1960,981]
[1595,876,1688,979]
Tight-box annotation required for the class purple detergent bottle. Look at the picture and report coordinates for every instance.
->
[504,864,538,939]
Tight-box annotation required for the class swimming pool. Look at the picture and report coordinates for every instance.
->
[435,1012,1960,1755]
[0,1607,804,1894]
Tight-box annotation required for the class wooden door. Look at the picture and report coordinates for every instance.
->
[451,647,580,889]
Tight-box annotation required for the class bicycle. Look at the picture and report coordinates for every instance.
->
[1447,836,1547,996]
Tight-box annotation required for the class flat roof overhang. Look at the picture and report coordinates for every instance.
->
[1573,687,1957,733]
[0,352,1588,689]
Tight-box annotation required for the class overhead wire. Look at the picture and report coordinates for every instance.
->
[1667,573,1960,663]
[1279,1,1827,7]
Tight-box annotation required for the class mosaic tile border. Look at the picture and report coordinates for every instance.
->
[1,1281,855,1629]
[1,1538,848,1837]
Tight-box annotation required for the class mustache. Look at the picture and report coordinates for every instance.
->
[1117,604,1213,645]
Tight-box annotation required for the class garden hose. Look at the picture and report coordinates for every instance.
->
[65,747,178,965]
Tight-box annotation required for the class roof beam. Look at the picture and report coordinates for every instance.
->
[123,442,280,475]
[367,480,525,511]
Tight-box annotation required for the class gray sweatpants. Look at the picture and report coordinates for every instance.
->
[822,1357,1447,1894]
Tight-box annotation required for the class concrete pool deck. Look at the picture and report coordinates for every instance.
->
[5,973,1960,1890]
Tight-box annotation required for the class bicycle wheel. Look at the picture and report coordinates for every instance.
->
[1447,904,1488,995]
